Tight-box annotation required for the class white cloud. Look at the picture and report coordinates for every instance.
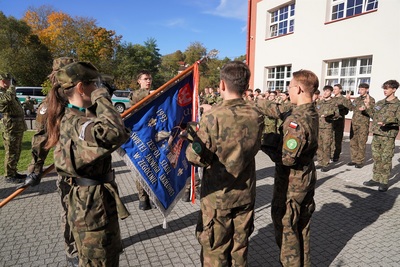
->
[205,0,248,21]
[166,18,186,28]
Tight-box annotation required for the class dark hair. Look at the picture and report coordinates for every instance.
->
[255,88,261,93]
[292,69,319,94]
[334,84,343,90]
[137,70,152,80]
[358,83,370,89]
[314,89,320,95]
[45,84,74,149]
[323,85,333,91]
[382,80,399,89]
[220,61,250,95]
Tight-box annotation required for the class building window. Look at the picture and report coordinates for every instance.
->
[269,4,295,38]
[330,0,378,21]
[265,65,292,92]
[325,56,373,94]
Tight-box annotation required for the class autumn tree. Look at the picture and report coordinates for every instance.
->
[23,6,121,74]
[0,12,52,86]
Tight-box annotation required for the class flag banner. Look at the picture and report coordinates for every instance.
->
[118,67,195,218]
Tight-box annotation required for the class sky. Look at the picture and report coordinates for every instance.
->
[0,0,249,59]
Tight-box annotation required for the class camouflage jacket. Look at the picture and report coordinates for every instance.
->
[278,103,319,167]
[129,88,149,106]
[203,94,217,105]
[28,99,50,174]
[0,85,27,133]
[333,95,352,118]
[315,98,339,129]
[185,98,264,209]
[366,97,400,138]
[350,95,375,127]
[54,87,130,178]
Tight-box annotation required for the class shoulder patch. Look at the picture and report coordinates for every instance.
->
[289,122,298,129]
[285,138,298,150]
[79,120,94,141]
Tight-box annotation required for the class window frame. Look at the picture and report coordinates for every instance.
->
[329,0,378,21]
[324,56,373,95]
[264,65,292,92]
[268,3,295,38]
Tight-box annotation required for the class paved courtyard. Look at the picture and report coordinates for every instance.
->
[1,135,400,266]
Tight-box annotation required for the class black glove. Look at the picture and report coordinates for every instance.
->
[102,82,116,96]
[16,173,41,189]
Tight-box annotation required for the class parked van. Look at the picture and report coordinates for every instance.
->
[111,90,131,113]
[15,87,45,111]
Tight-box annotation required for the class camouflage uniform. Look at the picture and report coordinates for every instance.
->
[349,95,375,165]
[128,88,153,206]
[54,84,130,266]
[203,93,217,105]
[186,98,264,267]
[23,97,36,115]
[258,100,318,267]
[366,97,400,185]
[27,98,79,260]
[331,95,352,160]
[315,98,339,167]
[0,83,27,178]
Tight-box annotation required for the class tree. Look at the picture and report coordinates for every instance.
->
[113,39,162,89]
[158,50,185,86]
[184,42,207,65]
[23,6,121,75]
[0,12,52,86]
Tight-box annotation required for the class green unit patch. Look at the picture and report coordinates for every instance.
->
[286,138,298,150]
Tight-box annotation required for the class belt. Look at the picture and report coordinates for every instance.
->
[70,170,114,186]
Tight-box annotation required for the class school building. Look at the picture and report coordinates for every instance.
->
[246,0,400,105]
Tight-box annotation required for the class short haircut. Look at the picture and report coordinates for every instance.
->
[220,61,250,95]
[314,89,320,95]
[292,69,319,94]
[334,83,343,90]
[137,70,152,80]
[358,83,370,89]
[323,85,334,92]
[255,88,261,93]
[382,80,399,89]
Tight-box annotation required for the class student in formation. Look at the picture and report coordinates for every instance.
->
[257,69,319,267]
[363,80,400,192]
[185,61,264,266]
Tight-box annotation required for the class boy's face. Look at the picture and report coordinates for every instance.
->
[333,86,342,96]
[268,93,276,100]
[383,86,396,97]
[358,87,368,96]
[138,74,152,90]
[323,89,332,98]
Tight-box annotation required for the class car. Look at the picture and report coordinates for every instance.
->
[111,90,132,113]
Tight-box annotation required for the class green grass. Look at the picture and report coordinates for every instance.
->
[0,130,54,176]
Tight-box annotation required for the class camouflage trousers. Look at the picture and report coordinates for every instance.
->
[196,202,255,267]
[272,164,316,267]
[331,118,345,160]
[136,180,149,202]
[67,183,123,266]
[371,135,395,185]
[317,128,333,166]
[349,123,369,164]
[2,130,24,177]
[57,177,78,259]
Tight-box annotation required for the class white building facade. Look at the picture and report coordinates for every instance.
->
[248,0,400,102]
